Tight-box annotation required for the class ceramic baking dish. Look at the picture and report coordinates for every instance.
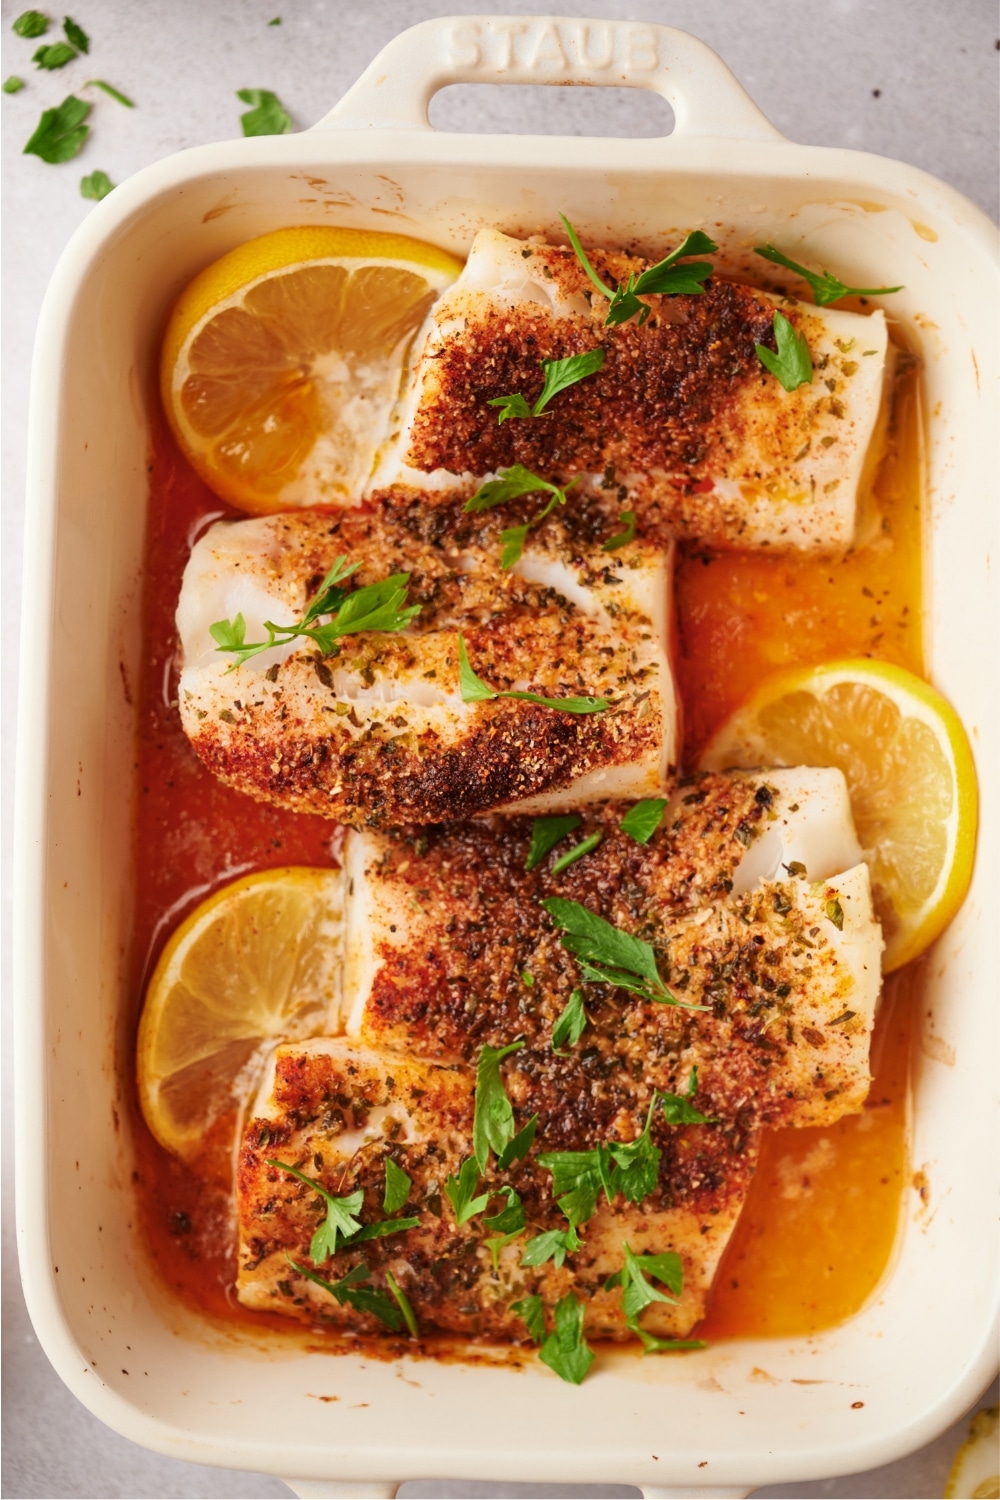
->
[14,16,999,1498]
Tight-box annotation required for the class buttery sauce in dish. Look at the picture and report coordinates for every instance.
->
[132,334,922,1349]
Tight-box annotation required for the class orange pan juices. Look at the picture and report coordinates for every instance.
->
[131,312,923,1342]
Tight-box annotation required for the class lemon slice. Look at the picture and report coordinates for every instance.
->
[700,659,978,971]
[945,1406,999,1499]
[138,867,345,1159]
[161,226,463,513]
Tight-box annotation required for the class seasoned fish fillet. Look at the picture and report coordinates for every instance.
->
[371,228,890,552]
[176,504,676,826]
[236,1036,759,1340]
[344,768,882,1131]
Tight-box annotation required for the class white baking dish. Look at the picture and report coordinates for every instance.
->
[14,16,999,1498]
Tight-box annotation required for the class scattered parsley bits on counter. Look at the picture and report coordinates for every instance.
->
[32,39,76,68]
[3,75,26,92]
[80,167,112,199]
[268,14,282,22]
[756,310,813,392]
[23,93,89,162]
[237,87,292,136]
[88,78,133,106]
[63,14,88,51]
[13,10,49,37]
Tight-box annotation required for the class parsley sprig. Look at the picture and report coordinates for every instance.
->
[287,1256,404,1331]
[457,632,609,715]
[561,213,718,327]
[445,1040,537,1229]
[605,1244,706,1352]
[755,310,813,392]
[539,1292,595,1384]
[754,244,902,306]
[488,348,605,424]
[542,896,701,1007]
[464,464,578,569]
[526,813,582,870]
[265,1158,419,1261]
[210,556,420,671]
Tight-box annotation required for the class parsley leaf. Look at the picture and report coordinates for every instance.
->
[521,1224,582,1269]
[264,1158,364,1261]
[488,348,604,425]
[542,896,690,1007]
[32,40,76,68]
[536,1147,612,1227]
[13,11,49,37]
[87,78,133,106]
[551,988,588,1052]
[754,244,902,306]
[660,1066,712,1125]
[287,1256,403,1330]
[3,76,25,92]
[511,1293,546,1343]
[756,311,812,392]
[444,1156,489,1226]
[631,1323,706,1353]
[80,168,112,200]
[499,523,530,570]
[63,16,88,52]
[539,1292,594,1384]
[237,87,291,136]
[607,1243,683,1322]
[561,213,718,327]
[457,632,609,715]
[473,1039,524,1171]
[345,1216,420,1244]
[465,465,578,569]
[602,510,636,551]
[385,1270,419,1337]
[533,349,605,413]
[621,797,667,845]
[551,832,602,874]
[826,897,845,930]
[487,392,532,423]
[211,557,419,670]
[607,1096,661,1204]
[483,1184,525,1236]
[382,1158,411,1214]
[23,92,88,161]
[496,1115,537,1171]
[526,813,582,870]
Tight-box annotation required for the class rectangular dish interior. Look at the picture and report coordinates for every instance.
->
[21,139,997,1488]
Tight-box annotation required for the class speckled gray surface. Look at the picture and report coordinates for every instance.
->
[2,1,997,1496]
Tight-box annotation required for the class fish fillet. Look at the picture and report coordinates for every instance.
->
[176,504,676,826]
[370,228,890,552]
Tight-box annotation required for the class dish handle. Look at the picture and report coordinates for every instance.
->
[311,14,783,142]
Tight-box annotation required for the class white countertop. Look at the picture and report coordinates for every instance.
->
[2,0,997,1495]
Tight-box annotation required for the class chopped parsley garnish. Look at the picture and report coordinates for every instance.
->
[464,464,578,568]
[483,1185,526,1268]
[23,93,89,161]
[265,1158,417,1258]
[511,1293,546,1343]
[621,796,668,844]
[473,1039,536,1171]
[526,813,582,870]
[63,16,88,52]
[542,896,697,1007]
[561,213,718,327]
[602,509,636,551]
[80,168,112,199]
[539,1292,594,1384]
[754,244,902,305]
[659,1066,712,1125]
[3,75,25,92]
[488,348,605,424]
[605,1243,682,1318]
[237,86,291,136]
[457,631,609,715]
[826,897,845,930]
[756,310,813,392]
[286,1257,403,1331]
[535,1147,612,1228]
[382,1158,411,1214]
[32,39,76,67]
[444,1156,489,1226]
[87,78,133,106]
[551,831,602,874]
[13,11,49,38]
[550,987,588,1052]
[605,1094,661,1203]
[496,1114,537,1170]
[211,555,420,670]
[385,1270,419,1337]
[521,1224,581,1268]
